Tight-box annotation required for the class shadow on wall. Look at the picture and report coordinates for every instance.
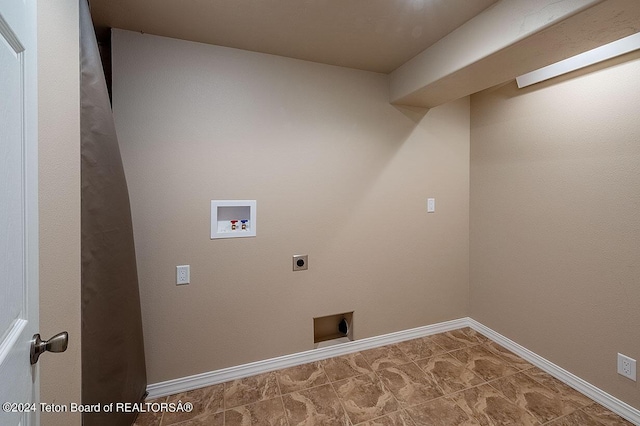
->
[393,105,430,123]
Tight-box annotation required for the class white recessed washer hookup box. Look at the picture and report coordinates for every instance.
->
[211,200,256,239]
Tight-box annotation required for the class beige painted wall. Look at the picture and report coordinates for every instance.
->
[112,30,470,384]
[38,0,82,425]
[470,52,640,409]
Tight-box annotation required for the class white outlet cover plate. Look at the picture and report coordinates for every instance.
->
[617,353,636,381]
[177,265,190,285]
[427,198,435,213]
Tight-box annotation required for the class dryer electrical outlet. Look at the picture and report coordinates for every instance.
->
[293,255,308,271]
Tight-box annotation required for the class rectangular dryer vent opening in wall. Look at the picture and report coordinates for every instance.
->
[314,312,353,348]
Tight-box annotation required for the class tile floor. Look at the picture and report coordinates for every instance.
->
[133,328,634,426]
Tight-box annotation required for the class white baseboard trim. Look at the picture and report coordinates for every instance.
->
[467,319,640,425]
[146,317,468,399]
[147,317,640,425]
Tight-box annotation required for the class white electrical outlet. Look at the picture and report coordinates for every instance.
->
[427,198,435,213]
[617,353,636,381]
[176,265,190,285]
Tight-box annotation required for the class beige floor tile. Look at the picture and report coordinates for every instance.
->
[459,328,491,345]
[224,372,279,409]
[450,383,540,426]
[523,367,594,408]
[377,362,443,408]
[276,361,328,394]
[581,403,635,425]
[282,383,349,425]
[322,352,373,382]
[396,336,447,361]
[169,411,224,426]
[545,409,603,426]
[405,396,480,426]
[444,329,486,348]
[448,345,520,382]
[333,373,399,424]
[361,345,412,371]
[482,341,533,371]
[489,372,579,423]
[162,384,224,425]
[133,397,166,426]
[415,353,485,395]
[431,333,470,352]
[357,410,416,426]
[134,412,162,426]
[547,405,635,426]
[146,335,631,426]
[225,397,287,426]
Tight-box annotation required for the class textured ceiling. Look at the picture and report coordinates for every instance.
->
[89,0,498,74]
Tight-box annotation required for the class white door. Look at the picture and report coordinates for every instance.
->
[0,0,39,424]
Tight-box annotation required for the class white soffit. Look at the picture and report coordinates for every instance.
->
[516,31,640,88]
[390,0,640,108]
